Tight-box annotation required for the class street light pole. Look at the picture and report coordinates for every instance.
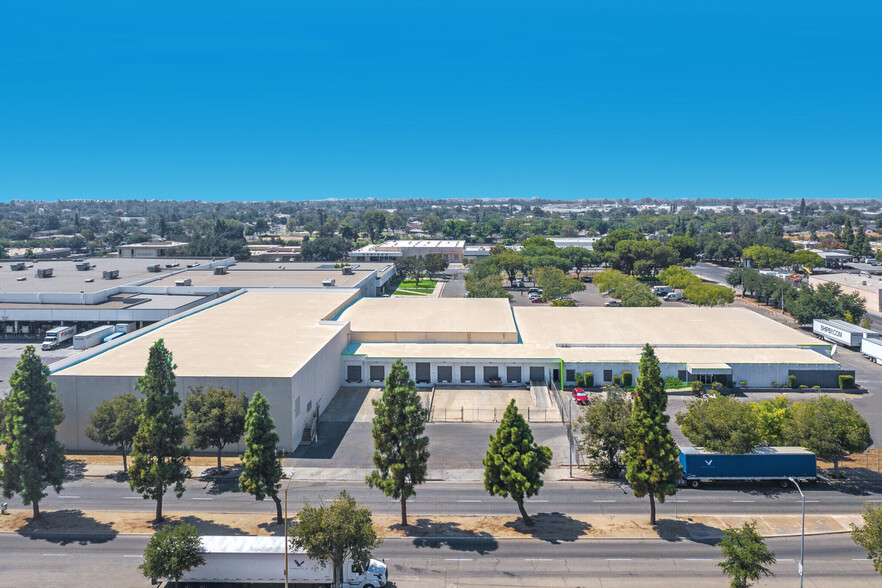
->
[284,475,292,588]
[789,477,806,588]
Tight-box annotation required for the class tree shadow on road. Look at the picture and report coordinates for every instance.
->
[256,519,286,535]
[654,518,723,545]
[17,509,118,545]
[199,464,244,495]
[166,515,245,536]
[399,518,498,554]
[503,512,591,544]
[64,459,86,482]
[819,468,882,496]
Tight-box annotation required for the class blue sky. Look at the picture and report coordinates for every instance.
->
[1,1,880,201]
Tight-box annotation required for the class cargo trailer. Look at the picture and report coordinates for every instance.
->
[679,446,816,488]
[812,318,878,348]
[73,325,116,349]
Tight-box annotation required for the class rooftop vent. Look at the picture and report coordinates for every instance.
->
[36,268,53,278]
[322,278,336,287]
[342,266,354,275]
[9,262,25,271]
[75,262,92,271]
[102,270,120,280]
[175,278,192,286]
[147,264,162,273]
[213,266,228,275]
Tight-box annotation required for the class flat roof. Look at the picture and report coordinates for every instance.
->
[0,257,195,293]
[513,307,823,348]
[339,297,518,339]
[811,272,882,293]
[148,268,370,289]
[0,294,206,311]
[52,290,357,378]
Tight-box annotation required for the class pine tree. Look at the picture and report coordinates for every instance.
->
[128,339,190,523]
[366,360,430,526]
[239,391,284,524]
[623,344,682,525]
[0,346,66,519]
[483,399,553,526]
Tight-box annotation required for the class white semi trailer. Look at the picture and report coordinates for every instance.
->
[73,325,116,350]
[812,318,878,348]
[178,535,388,587]
[862,337,882,364]
[41,325,77,351]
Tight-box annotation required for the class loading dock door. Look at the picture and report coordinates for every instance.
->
[461,366,476,382]
[346,365,362,383]
[369,365,385,382]
[529,366,545,382]
[507,366,522,383]
[437,365,453,382]
[483,366,499,382]
[415,362,431,383]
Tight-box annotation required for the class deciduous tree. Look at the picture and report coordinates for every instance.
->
[290,490,382,588]
[140,523,205,588]
[676,396,761,454]
[623,344,681,525]
[239,391,285,523]
[576,386,630,478]
[718,521,776,588]
[366,360,430,526]
[86,393,141,472]
[0,346,66,519]
[129,339,190,523]
[483,400,553,526]
[184,385,248,471]
[852,503,882,575]
[786,395,872,477]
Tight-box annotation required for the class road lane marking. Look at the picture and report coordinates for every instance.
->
[123,555,143,558]
[684,558,713,561]
[58,495,80,498]
[445,558,473,561]
[606,558,631,561]
[853,558,872,561]
[524,558,553,561]
[457,500,481,503]
[192,497,214,500]
[122,496,141,499]
[525,500,547,503]
[43,554,66,557]
[593,500,616,503]
[732,500,755,503]
[778,559,795,562]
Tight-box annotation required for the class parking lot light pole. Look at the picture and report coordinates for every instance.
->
[788,477,805,588]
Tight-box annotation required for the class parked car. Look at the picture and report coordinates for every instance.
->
[605,300,622,307]
[530,296,544,303]
[572,387,589,405]
[581,276,593,283]
[663,292,684,302]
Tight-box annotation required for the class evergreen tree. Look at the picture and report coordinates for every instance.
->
[128,340,190,523]
[483,399,553,526]
[0,346,66,519]
[366,360,430,526]
[623,344,682,525]
[239,391,284,523]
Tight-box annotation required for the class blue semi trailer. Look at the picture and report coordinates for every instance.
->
[679,446,816,488]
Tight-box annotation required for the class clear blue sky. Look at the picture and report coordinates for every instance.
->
[1,1,880,201]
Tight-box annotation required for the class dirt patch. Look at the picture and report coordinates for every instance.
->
[817,448,882,472]
[0,510,860,540]
[65,453,243,467]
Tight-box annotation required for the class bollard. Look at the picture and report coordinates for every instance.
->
[528,406,531,421]
[461,406,464,422]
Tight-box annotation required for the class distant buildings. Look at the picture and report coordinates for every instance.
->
[349,240,465,263]
[117,241,188,258]
[809,272,882,313]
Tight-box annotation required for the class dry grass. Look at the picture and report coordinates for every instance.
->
[65,452,242,467]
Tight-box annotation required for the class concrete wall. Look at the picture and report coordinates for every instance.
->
[809,277,882,313]
[351,331,517,343]
[52,374,294,453]
[342,357,559,386]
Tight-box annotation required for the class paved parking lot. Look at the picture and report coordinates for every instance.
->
[429,386,550,422]
[0,341,83,398]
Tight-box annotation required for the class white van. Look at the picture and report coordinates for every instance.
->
[652,286,673,296]
[664,292,684,302]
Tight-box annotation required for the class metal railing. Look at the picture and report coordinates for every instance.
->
[429,406,560,423]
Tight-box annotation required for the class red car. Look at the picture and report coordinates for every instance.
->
[572,387,589,405]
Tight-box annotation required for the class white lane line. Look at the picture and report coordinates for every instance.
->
[122,496,141,500]
[853,558,872,562]
[42,554,67,557]
[606,558,631,561]
[732,500,755,503]
[778,559,795,562]
[525,500,548,503]
[684,558,713,561]
[192,497,214,501]
[524,558,553,561]
[445,558,473,561]
[123,555,143,558]
[58,495,80,498]
[593,500,616,503]
[457,500,481,503]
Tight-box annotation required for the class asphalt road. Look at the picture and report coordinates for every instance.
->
[0,532,876,587]
[4,477,880,519]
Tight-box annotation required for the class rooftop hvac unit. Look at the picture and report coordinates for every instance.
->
[213,266,228,275]
[342,266,354,275]
[76,262,92,271]
[36,268,53,278]
[147,264,162,273]
[102,270,120,280]
[175,278,192,286]
[10,262,25,271]
[322,278,336,287]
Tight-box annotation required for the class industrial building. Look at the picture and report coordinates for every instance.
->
[809,272,882,313]
[50,293,843,452]
[349,240,465,263]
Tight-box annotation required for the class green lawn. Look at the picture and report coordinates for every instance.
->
[395,279,437,292]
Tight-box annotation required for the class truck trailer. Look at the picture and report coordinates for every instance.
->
[41,325,77,351]
[178,535,388,587]
[73,325,116,350]
[812,318,879,348]
[862,336,882,364]
[679,446,816,488]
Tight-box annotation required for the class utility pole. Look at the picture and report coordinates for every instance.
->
[284,475,292,588]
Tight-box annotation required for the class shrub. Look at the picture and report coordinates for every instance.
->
[812,385,820,389]
[771,382,778,388]
[664,377,685,390]
[622,371,633,387]
[612,375,622,386]
[739,380,747,387]
[691,380,705,397]
[575,373,584,387]
[788,375,797,389]
[551,299,576,307]
[584,372,594,388]
[799,385,808,389]
[838,375,855,389]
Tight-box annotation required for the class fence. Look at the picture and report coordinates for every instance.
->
[549,378,583,469]
[430,406,560,423]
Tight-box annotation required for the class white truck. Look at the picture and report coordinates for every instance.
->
[179,535,388,587]
[73,325,115,350]
[41,325,77,351]
[812,318,879,348]
[862,336,882,364]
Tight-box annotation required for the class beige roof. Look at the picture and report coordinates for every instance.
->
[810,272,882,293]
[513,307,824,348]
[339,297,518,342]
[348,342,559,360]
[52,290,358,378]
[147,268,368,289]
[557,346,839,366]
